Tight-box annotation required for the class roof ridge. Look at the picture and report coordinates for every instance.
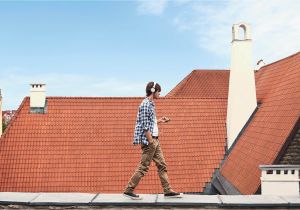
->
[259,51,300,70]
[192,69,229,71]
[166,70,195,97]
[166,69,229,98]
[162,97,228,100]
[43,96,228,100]
[45,96,144,99]
[160,97,228,100]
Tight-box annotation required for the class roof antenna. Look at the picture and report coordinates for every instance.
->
[255,59,265,71]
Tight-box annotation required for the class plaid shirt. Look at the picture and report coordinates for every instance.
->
[133,98,156,145]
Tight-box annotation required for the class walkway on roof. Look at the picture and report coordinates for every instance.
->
[0,192,300,209]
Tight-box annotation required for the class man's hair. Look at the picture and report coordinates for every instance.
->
[146,81,161,96]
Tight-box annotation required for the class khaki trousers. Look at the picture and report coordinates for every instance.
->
[124,139,172,194]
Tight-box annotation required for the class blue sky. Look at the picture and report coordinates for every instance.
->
[1,0,300,110]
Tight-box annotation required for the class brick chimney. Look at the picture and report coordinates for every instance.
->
[30,84,46,113]
[226,23,257,149]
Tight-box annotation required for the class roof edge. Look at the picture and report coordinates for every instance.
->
[1,97,28,139]
[166,70,194,97]
[212,170,242,195]
[166,69,229,97]
[218,106,260,194]
[45,96,144,99]
[33,96,228,100]
[226,106,260,154]
[273,116,300,164]
[259,51,300,70]
[191,69,229,72]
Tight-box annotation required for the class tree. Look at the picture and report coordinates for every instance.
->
[2,120,7,133]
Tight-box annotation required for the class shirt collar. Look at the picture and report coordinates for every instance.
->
[145,97,155,106]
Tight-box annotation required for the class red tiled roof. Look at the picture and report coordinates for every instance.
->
[0,97,226,193]
[220,52,300,194]
[166,70,230,98]
[2,51,297,195]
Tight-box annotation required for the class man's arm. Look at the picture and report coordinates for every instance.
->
[140,103,153,143]
[144,130,153,143]
[140,103,151,130]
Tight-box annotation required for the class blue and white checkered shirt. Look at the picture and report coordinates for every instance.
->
[133,98,156,145]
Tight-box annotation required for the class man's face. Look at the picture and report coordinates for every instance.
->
[154,91,161,99]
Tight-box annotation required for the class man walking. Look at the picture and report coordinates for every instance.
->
[123,81,181,200]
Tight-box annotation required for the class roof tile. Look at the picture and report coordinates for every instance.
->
[220,52,300,194]
[166,70,229,98]
[0,97,226,193]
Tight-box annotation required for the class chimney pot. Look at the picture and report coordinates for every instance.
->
[232,22,252,41]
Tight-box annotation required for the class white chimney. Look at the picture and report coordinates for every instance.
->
[30,84,46,108]
[226,23,257,149]
[260,165,300,196]
[0,89,2,136]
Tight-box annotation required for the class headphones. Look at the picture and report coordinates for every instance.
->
[151,82,156,93]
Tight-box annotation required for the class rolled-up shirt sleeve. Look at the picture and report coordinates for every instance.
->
[140,103,151,131]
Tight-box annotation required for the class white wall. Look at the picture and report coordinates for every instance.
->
[227,23,257,149]
[30,84,46,108]
[260,165,300,196]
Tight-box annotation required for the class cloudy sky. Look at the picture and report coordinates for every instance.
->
[1,0,300,110]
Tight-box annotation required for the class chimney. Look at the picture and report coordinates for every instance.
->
[226,23,257,149]
[30,84,47,113]
[0,89,2,136]
[260,165,300,196]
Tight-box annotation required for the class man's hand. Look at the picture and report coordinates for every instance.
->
[144,130,153,143]
[148,138,154,144]
[158,116,170,123]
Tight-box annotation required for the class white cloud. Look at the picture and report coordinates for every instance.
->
[136,0,169,15]
[136,0,300,64]
[0,69,145,110]
[171,0,300,64]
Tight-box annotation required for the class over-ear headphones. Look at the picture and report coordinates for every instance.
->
[151,82,156,93]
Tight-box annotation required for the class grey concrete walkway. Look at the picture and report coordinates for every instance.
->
[0,192,299,208]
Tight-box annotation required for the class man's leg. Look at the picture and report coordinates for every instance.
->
[124,142,157,193]
[152,141,172,194]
